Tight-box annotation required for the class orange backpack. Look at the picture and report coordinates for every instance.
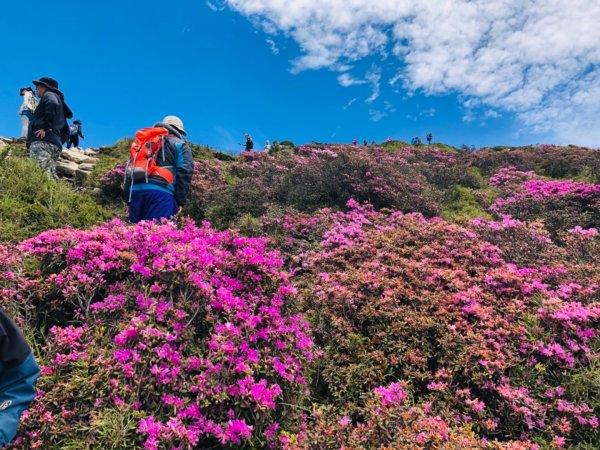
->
[124,127,175,201]
[126,127,175,181]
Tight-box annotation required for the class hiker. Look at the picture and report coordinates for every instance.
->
[66,120,84,149]
[0,308,40,448]
[416,137,422,146]
[18,87,37,138]
[263,140,271,152]
[245,134,254,151]
[426,133,433,145]
[352,138,357,145]
[124,115,194,223]
[26,77,73,179]
[363,139,368,146]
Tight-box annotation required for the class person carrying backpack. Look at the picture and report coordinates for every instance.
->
[0,308,40,448]
[426,132,433,145]
[66,120,85,149]
[18,87,38,138]
[124,115,194,223]
[27,77,73,179]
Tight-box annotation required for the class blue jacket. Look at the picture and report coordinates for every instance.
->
[126,123,194,206]
[0,310,40,448]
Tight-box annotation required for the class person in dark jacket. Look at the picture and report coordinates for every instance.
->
[66,120,85,149]
[125,115,194,223]
[0,309,40,448]
[27,77,73,179]
[244,134,254,151]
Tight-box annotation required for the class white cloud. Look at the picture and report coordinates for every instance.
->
[337,73,367,87]
[365,67,381,104]
[206,1,222,11]
[338,67,381,105]
[462,112,476,123]
[266,38,279,54]
[223,0,600,146]
[369,109,387,122]
[343,98,357,110]
[421,108,436,117]
[485,110,501,119]
[389,72,403,86]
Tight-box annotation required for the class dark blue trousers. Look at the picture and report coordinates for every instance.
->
[129,190,178,223]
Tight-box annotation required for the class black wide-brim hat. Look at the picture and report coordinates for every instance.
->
[32,77,60,92]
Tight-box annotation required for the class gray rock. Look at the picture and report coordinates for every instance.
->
[56,159,79,177]
[75,168,92,184]
[61,148,99,164]
[79,163,95,171]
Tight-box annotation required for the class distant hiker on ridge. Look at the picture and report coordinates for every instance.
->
[124,115,194,223]
[245,134,254,151]
[263,140,271,152]
[66,120,84,149]
[427,132,433,145]
[27,77,73,179]
[18,87,37,138]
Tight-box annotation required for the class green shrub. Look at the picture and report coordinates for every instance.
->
[189,142,235,161]
[85,138,132,190]
[441,185,491,221]
[0,154,111,242]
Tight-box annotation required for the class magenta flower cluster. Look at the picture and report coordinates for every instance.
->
[490,176,600,234]
[3,219,313,448]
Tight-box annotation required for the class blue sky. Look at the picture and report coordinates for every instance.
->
[1,0,598,151]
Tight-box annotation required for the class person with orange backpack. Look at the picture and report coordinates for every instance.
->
[123,115,194,223]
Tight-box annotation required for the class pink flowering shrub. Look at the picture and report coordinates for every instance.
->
[8,141,600,448]
[470,145,600,181]
[182,145,444,229]
[287,201,599,447]
[491,179,600,235]
[489,166,543,197]
[183,160,229,222]
[562,226,600,264]
[295,383,541,450]
[98,162,126,197]
[1,219,313,449]
[470,215,561,266]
